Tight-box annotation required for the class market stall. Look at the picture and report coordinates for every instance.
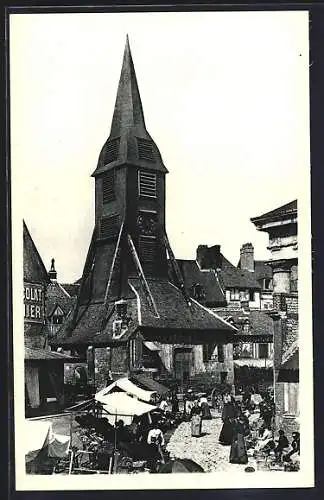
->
[95,377,157,404]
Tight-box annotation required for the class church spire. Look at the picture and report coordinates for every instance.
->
[93,36,167,177]
[109,35,146,137]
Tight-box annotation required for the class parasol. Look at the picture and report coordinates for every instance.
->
[158,458,204,473]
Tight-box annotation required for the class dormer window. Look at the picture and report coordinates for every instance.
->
[263,278,272,291]
[192,283,205,301]
[138,171,157,198]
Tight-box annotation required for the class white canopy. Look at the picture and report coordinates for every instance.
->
[95,377,157,403]
[25,420,70,462]
[98,391,157,418]
[25,421,52,462]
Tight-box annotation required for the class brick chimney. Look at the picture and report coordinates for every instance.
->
[210,245,222,270]
[196,245,209,269]
[240,243,254,272]
[197,244,222,270]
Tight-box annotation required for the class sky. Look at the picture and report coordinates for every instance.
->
[10,11,310,283]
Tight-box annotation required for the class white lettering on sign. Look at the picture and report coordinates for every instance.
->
[24,282,44,323]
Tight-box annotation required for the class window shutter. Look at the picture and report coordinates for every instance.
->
[102,171,115,203]
[138,171,157,198]
[137,138,154,161]
[103,138,120,165]
[138,236,157,262]
[99,215,119,240]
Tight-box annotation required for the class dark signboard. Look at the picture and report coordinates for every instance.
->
[24,282,45,324]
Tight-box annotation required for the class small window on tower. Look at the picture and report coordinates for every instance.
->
[138,171,157,198]
[102,171,115,203]
[137,138,154,161]
[103,138,120,165]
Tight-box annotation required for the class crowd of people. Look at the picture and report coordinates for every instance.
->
[75,386,300,473]
[218,389,300,467]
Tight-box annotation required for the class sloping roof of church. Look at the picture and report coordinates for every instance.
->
[51,277,236,347]
[251,200,297,225]
[92,36,167,177]
[128,278,236,333]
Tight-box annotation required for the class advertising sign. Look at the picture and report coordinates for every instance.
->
[24,282,45,324]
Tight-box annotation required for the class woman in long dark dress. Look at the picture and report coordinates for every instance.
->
[219,394,236,445]
[229,416,248,464]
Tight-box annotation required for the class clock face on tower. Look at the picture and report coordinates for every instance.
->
[137,212,158,236]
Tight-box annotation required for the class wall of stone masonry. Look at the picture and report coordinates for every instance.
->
[158,342,234,384]
[272,293,299,431]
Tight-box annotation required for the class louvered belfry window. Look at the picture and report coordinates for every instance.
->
[137,138,154,161]
[99,214,119,240]
[103,138,120,165]
[102,171,115,204]
[138,236,157,262]
[138,170,157,198]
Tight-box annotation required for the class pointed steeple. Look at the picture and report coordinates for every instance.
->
[109,34,146,136]
[92,36,168,177]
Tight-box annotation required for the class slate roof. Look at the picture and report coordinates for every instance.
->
[23,220,49,285]
[254,261,273,281]
[129,278,236,333]
[25,347,78,361]
[251,200,297,225]
[217,255,261,289]
[215,308,274,338]
[170,259,226,306]
[60,283,81,297]
[46,281,75,317]
[52,276,236,347]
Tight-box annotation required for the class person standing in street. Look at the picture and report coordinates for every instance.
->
[219,393,236,445]
[229,414,248,464]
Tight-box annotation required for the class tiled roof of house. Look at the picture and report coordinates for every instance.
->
[217,255,261,289]
[251,200,297,224]
[254,261,273,280]
[170,259,226,306]
[60,283,81,297]
[25,347,78,361]
[46,282,75,317]
[215,308,274,338]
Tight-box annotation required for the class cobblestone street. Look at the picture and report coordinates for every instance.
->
[166,414,254,473]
